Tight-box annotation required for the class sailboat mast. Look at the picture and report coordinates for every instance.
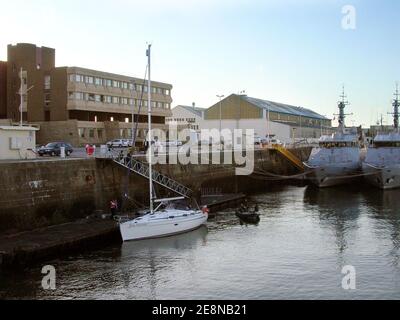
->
[147,44,154,214]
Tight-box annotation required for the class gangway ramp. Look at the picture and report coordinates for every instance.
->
[113,155,193,199]
[272,145,305,171]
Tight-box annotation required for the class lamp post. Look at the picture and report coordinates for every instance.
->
[130,80,136,148]
[292,127,297,146]
[217,95,224,134]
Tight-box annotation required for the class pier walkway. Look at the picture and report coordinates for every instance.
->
[0,218,120,268]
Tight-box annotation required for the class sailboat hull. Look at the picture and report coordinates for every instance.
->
[120,211,208,242]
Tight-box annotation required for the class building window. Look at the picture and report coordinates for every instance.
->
[110,117,114,122]
[113,80,120,88]
[86,76,94,84]
[89,129,95,138]
[79,128,85,138]
[106,79,112,87]
[121,82,128,89]
[136,84,143,92]
[97,129,103,139]
[165,89,170,96]
[76,75,83,82]
[125,118,130,123]
[95,78,103,86]
[88,93,96,102]
[112,96,119,104]
[157,88,163,94]
[71,92,84,100]
[45,93,51,106]
[122,98,128,105]
[152,87,157,94]
[143,86,148,93]
[129,99,134,106]
[95,95,101,102]
[94,116,98,123]
[104,96,112,104]
[129,83,135,90]
[44,75,51,90]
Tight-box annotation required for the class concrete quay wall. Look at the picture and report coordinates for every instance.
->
[0,147,311,234]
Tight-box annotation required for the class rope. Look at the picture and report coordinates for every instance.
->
[250,168,380,182]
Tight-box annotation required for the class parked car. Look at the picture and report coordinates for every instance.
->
[106,139,133,148]
[254,136,268,145]
[267,138,283,146]
[38,142,74,157]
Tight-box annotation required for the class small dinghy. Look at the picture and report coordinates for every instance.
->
[235,211,260,224]
[235,204,260,224]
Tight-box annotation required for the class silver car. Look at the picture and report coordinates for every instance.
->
[106,139,133,148]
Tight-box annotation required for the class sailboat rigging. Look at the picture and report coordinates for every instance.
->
[119,45,208,241]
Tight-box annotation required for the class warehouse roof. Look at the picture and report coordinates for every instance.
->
[240,95,329,120]
[176,105,206,117]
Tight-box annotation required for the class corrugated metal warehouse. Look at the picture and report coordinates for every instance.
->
[202,94,332,143]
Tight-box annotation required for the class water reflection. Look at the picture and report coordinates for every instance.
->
[118,226,208,299]
[361,188,400,268]
[304,185,362,254]
[2,187,400,300]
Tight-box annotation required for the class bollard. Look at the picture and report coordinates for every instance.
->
[60,147,66,158]
[100,145,107,157]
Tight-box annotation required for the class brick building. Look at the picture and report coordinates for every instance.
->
[1,43,173,146]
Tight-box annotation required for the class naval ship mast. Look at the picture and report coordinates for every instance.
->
[335,86,352,133]
[389,83,399,132]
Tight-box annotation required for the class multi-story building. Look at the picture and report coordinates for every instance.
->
[0,61,7,119]
[2,43,173,146]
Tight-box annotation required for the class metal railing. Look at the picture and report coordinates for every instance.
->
[112,152,193,199]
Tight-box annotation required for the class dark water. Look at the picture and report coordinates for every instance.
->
[1,185,400,300]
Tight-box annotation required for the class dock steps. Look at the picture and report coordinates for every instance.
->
[272,145,305,171]
[113,155,193,199]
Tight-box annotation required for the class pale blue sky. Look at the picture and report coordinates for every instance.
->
[1,0,399,127]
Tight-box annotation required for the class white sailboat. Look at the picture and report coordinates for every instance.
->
[304,88,365,187]
[119,45,208,242]
[362,86,400,189]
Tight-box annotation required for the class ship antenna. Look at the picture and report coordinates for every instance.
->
[393,82,399,131]
[335,85,352,133]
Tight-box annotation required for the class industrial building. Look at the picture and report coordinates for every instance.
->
[0,43,173,146]
[166,104,206,131]
[202,94,332,143]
